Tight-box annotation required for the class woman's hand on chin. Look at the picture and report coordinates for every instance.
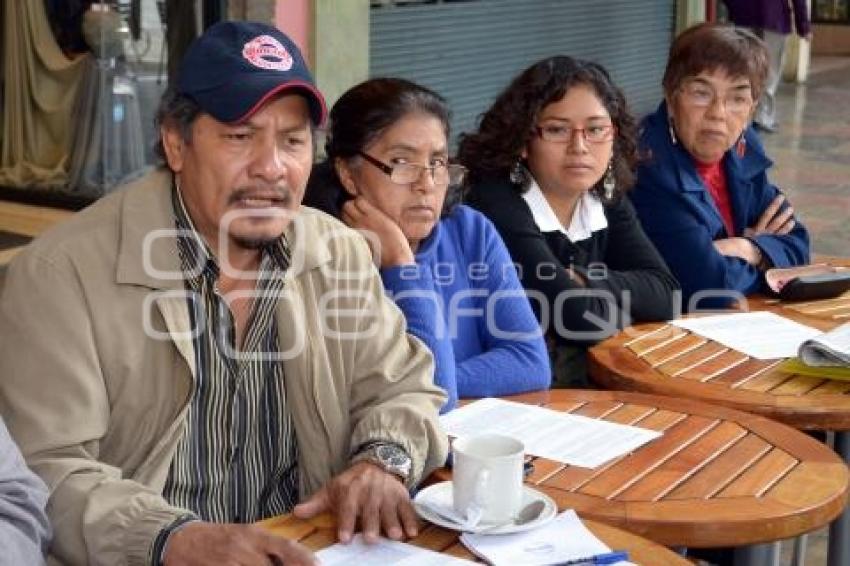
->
[342,197,415,268]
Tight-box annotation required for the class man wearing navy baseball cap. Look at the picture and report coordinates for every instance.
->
[0,21,447,566]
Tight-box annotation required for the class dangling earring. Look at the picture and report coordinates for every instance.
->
[668,116,678,145]
[736,134,747,158]
[603,161,616,200]
[509,159,528,186]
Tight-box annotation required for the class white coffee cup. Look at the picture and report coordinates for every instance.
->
[452,433,524,524]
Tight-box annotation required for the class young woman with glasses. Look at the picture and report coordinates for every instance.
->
[303,78,551,411]
[630,23,810,311]
[458,56,679,387]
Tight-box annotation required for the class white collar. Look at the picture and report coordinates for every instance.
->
[521,177,608,242]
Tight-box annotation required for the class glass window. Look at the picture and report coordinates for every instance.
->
[813,0,850,24]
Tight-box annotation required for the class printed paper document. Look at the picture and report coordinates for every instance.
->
[461,509,634,566]
[672,311,821,359]
[316,534,475,565]
[439,398,661,468]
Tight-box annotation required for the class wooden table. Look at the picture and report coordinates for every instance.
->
[588,319,850,431]
[753,291,850,323]
[588,287,850,565]
[443,390,846,556]
[258,511,691,565]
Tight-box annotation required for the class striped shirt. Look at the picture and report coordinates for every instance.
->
[161,187,299,523]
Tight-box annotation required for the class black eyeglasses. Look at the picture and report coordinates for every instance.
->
[357,152,467,186]
[535,123,616,144]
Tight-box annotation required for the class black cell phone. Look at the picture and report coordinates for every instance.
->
[779,272,850,302]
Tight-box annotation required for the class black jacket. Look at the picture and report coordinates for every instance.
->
[466,177,679,344]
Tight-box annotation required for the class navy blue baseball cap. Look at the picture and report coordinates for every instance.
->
[176,21,327,126]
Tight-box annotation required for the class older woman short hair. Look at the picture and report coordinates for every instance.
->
[630,22,810,311]
[303,78,551,410]
[459,56,679,386]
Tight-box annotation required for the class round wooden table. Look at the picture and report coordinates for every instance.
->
[447,390,846,552]
[588,285,850,565]
[588,318,850,431]
[259,510,691,565]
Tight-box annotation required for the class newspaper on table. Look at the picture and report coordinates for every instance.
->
[798,322,850,367]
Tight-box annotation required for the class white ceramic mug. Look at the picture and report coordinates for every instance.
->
[452,433,524,523]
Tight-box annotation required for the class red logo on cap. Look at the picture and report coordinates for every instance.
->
[242,35,293,71]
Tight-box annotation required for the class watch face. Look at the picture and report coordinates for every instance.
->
[373,443,411,480]
[378,444,409,466]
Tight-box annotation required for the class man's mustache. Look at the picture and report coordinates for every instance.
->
[228,187,292,205]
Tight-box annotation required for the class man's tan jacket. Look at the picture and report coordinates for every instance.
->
[0,169,448,565]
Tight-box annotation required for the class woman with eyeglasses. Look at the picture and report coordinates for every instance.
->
[458,56,678,387]
[630,23,810,310]
[303,78,551,411]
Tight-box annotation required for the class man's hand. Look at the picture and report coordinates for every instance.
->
[744,194,796,237]
[162,522,318,566]
[713,237,762,266]
[342,197,415,268]
[293,461,418,544]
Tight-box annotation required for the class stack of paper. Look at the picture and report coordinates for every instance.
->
[782,322,850,381]
[799,322,850,367]
[439,398,661,469]
[460,510,634,566]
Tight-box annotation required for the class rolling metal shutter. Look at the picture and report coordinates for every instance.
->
[370,0,676,144]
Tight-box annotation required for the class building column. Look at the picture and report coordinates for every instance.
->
[309,0,370,112]
[229,0,277,23]
[676,0,706,34]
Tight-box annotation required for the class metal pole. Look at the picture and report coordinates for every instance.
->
[827,431,850,566]
[733,542,779,566]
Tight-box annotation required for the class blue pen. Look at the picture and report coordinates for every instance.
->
[591,550,630,565]
[556,550,630,565]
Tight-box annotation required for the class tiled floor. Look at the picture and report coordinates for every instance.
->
[760,56,850,258]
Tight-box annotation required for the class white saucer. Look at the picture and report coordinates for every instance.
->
[413,481,557,535]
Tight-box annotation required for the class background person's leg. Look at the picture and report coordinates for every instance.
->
[754,29,788,132]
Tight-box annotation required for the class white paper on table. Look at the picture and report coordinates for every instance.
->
[460,509,612,566]
[439,398,661,469]
[316,534,476,565]
[671,311,822,360]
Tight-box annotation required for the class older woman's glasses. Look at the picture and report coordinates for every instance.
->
[358,152,467,186]
[535,123,616,144]
[679,82,754,115]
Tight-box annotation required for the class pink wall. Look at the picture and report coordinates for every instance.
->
[275,0,311,62]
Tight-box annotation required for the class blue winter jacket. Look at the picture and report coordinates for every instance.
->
[630,102,810,310]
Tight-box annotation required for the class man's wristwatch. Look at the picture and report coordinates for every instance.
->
[352,442,412,483]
